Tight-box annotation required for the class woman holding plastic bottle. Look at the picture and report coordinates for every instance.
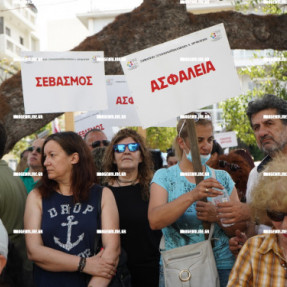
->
[148,114,245,287]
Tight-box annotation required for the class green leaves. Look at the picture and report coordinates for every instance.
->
[221,50,287,147]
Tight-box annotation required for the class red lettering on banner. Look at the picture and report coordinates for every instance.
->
[187,67,196,79]
[78,125,105,138]
[43,77,48,87]
[116,96,134,105]
[194,64,203,77]
[64,76,70,86]
[150,61,216,93]
[201,63,206,74]
[206,61,216,73]
[123,97,128,104]
[49,77,56,86]
[57,77,63,86]
[36,77,42,87]
[34,76,94,87]
[86,76,93,85]
[79,77,86,85]
[151,80,160,93]
[71,77,78,85]
[179,70,188,83]
[116,97,122,104]
[167,74,178,85]
[158,77,168,89]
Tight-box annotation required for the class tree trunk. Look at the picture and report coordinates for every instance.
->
[1,0,286,154]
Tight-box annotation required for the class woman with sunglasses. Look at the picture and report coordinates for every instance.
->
[149,116,245,287]
[24,132,120,287]
[103,128,162,287]
[228,154,287,286]
[20,138,45,193]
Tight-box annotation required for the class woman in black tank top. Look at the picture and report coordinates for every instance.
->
[24,132,120,287]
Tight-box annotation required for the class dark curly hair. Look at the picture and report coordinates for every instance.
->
[247,94,287,127]
[102,129,154,200]
[38,132,97,203]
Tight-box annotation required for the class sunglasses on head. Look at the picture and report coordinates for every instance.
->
[178,112,212,137]
[27,146,41,154]
[219,160,241,171]
[91,140,110,148]
[189,112,212,122]
[267,210,287,222]
[113,143,140,153]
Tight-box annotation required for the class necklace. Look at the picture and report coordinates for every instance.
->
[117,177,137,186]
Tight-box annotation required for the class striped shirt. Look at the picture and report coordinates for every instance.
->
[227,234,287,287]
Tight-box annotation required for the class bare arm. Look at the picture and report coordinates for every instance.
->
[24,189,116,277]
[88,187,120,287]
[148,178,224,230]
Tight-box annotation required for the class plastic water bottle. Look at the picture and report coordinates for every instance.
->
[211,188,234,227]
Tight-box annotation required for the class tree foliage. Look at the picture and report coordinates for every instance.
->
[146,127,177,151]
[234,0,286,15]
[221,50,287,147]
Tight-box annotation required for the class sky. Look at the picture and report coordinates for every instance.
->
[34,0,143,20]
[32,0,143,49]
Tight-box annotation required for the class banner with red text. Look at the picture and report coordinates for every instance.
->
[21,51,107,114]
[75,76,177,136]
[121,24,241,128]
[214,131,238,148]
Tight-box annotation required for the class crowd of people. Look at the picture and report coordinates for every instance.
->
[1,93,287,286]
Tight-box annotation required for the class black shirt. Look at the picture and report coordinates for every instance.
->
[109,184,162,287]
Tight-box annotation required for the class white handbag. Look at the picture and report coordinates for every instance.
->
[160,223,220,287]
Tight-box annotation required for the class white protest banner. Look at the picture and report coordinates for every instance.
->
[74,76,177,134]
[21,51,107,114]
[214,131,238,148]
[121,23,241,128]
[74,112,116,140]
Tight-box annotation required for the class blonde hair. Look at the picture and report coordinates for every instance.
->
[250,153,287,223]
[173,118,213,161]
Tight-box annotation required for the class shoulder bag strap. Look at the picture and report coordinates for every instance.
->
[94,185,103,253]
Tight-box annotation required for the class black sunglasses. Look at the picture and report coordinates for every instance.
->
[91,140,110,148]
[219,160,241,171]
[27,146,41,154]
[267,210,287,222]
[113,143,140,153]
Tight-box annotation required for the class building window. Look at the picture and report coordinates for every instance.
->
[7,40,13,51]
[5,27,11,36]
[20,36,24,45]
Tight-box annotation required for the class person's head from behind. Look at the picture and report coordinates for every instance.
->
[251,154,287,239]
[206,140,223,166]
[84,129,109,151]
[0,219,8,274]
[174,116,214,164]
[40,132,96,202]
[166,149,178,167]
[0,124,7,160]
[103,128,153,199]
[247,94,287,155]
[27,138,45,171]
[214,152,251,202]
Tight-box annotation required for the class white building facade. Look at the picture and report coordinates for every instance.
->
[0,0,39,81]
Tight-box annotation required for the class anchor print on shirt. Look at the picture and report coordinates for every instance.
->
[54,215,84,251]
